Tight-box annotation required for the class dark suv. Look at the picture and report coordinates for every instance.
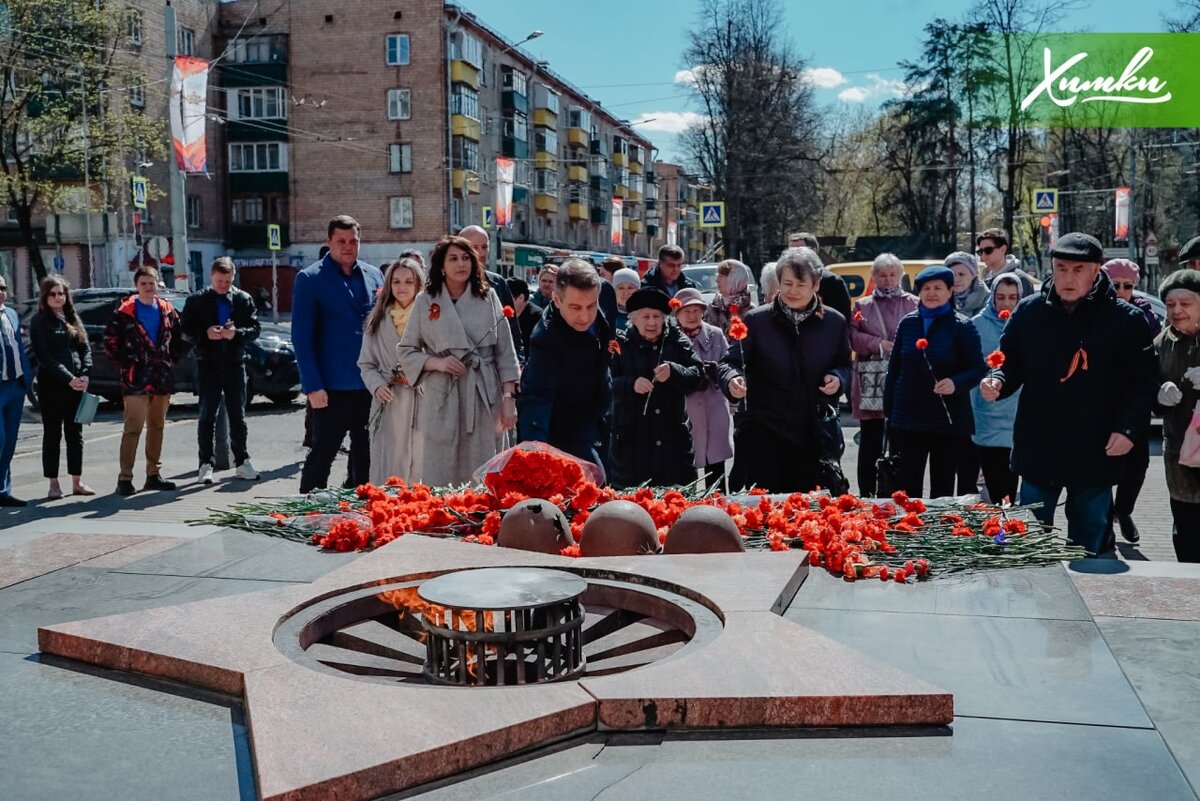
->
[20,288,300,406]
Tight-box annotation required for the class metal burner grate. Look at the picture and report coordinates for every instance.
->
[417,568,587,687]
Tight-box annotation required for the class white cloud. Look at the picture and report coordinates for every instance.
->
[838,86,871,103]
[675,65,719,86]
[801,67,847,89]
[630,111,706,135]
[837,73,911,103]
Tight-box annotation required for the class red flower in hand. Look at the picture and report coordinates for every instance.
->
[668,297,683,310]
[853,310,864,323]
[429,303,441,321]
[915,338,929,351]
[502,305,515,318]
[998,309,1012,320]
[728,316,749,341]
[609,339,621,355]
[986,350,1006,369]
[729,305,739,315]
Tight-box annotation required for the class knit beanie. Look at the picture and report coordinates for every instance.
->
[612,268,641,289]
[1103,258,1139,284]
[944,251,979,277]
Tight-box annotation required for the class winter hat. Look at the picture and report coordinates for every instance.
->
[944,251,979,277]
[1159,269,1200,302]
[625,287,671,315]
[672,287,707,310]
[1050,232,1104,263]
[1178,236,1200,263]
[913,265,955,292]
[1103,258,1140,284]
[612,268,641,289]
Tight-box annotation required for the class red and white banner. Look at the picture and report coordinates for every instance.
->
[611,198,623,247]
[1048,213,1059,248]
[667,219,678,246]
[169,56,209,173]
[495,158,515,226]
[1114,187,1131,241]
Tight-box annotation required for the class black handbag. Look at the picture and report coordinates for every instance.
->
[874,428,903,498]
[814,402,850,496]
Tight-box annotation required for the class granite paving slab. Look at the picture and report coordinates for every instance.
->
[787,607,1152,728]
[1072,573,1200,621]
[78,536,186,568]
[0,532,154,589]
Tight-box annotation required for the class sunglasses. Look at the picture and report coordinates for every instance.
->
[975,246,998,257]
[1113,282,1136,290]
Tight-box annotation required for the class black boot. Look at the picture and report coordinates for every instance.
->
[1117,512,1141,544]
[143,475,177,491]
[115,480,137,497]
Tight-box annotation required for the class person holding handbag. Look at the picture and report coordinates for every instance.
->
[850,253,917,496]
[29,277,95,499]
[1152,268,1200,562]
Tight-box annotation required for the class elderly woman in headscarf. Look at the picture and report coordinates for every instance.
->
[1155,268,1200,562]
[970,273,1024,505]
[850,253,918,496]
[717,247,851,493]
[704,259,754,336]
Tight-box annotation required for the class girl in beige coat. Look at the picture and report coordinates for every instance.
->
[397,237,519,487]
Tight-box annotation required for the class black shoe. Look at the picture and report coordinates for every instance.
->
[1117,513,1141,544]
[115,480,137,497]
[143,475,177,491]
[0,493,27,507]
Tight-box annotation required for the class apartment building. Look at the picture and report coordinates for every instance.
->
[650,161,720,264]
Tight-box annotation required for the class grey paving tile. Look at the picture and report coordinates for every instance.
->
[785,607,1152,728]
[0,567,284,654]
[789,564,1091,620]
[0,652,253,801]
[1099,617,1200,790]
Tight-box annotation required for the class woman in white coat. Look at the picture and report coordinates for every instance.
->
[358,257,425,485]
[397,236,520,487]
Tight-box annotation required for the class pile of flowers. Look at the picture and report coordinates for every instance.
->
[198,444,1084,583]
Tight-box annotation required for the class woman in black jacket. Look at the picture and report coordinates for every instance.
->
[717,247,852,493]
[610,288,706,487]
[29,277,94,498]
[883,265,987,498]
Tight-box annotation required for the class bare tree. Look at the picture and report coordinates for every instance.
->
[1165,0,1200,30]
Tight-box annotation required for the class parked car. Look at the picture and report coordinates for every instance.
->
[682,263,757,306]
[19,288,300,406]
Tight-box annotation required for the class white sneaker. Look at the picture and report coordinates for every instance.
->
[197,464,214,485]
[235,460,261,480]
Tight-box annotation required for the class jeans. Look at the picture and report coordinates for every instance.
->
[299,389,371,493]
[37,375,84,478]
[1020,480,1113,555]
[120,394,171,481]
[0,379,25,495]
[197,361,249,467]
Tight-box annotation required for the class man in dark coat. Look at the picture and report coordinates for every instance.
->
[981,233,1157,556]
[641,244,698,298]
[181,257,262,485]
[610,288,705,487]
[518,259,613,472]
[459,225,521,360]
[787,232,852,321]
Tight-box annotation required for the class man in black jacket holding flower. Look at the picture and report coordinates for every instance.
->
[181,257,261,485]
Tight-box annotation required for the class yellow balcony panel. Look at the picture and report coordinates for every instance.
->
[451,115,481,141]
[450,60,480,88]
[612,152,628,168]
[629,190,642,202]
[630,220,643,233]
[629,161,643,175]
[532,108,557,128]
[534,194,558,214]
[614,184,628,199]
[534,151,557,170]
[689,239,704,251]
[452,170,481,194]
[567,127,589,148]
[567,165,588,183]
[569,202,588,221]
[687,196,698,208]
[622,216,631,230]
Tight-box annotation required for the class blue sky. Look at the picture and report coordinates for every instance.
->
[460,0,1183,162]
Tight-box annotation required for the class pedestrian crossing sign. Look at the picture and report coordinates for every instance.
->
[267,224,281,251]
[699,201,725,228]
[130,176,148,210]
[483,206,494,227]
[1032,188,1058,213]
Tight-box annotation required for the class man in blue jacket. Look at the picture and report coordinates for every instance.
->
[293,215,384,492]
[0,276,33,506]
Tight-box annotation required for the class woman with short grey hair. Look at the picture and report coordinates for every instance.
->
[759,262,779,304]
[704,259,754,336]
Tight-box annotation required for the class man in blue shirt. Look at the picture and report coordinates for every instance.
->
[0,276,34,506]
[292,215,384,492]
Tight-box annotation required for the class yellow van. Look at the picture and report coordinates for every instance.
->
[826,260,945,301]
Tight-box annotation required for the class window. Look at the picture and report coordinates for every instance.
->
[613,135,628,156]
[127,10,142,45]
[389,196,413,229]
[271,196,288,223]
[534,85,559,114]
[535,169,558,195]
[535,128,557,154]
[568,184,590,205]
[129,78,145,108]
[230,87,287,120]
[178,28,195,57]
[231,197,264,224]
[568,107,590,130]
[386,33,410,66]
[186,195,201,228]
[451,85,478,120]
[450,198,463,230]
[449,31,482,68]
[226,38,274,63]
[228,142,286,172]
[387,88,411,120]
[501,67,527,95]
[503,113,527,142]
[452,137,478,171]
[388,143,412,173]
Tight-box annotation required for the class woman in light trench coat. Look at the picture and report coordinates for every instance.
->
[358,257,425,485]
[673,287,734,487]
[397,236,520,487]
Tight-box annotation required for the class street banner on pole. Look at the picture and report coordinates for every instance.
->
[611,198,623,247]
[1114,187,1131,241]
[495,158,514,226]
[169,56,209,173]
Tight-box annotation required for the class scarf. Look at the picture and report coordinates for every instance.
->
[389,301,413,338]
[775,294,819,327]
[873,285,904,299]
[918,300,953,334]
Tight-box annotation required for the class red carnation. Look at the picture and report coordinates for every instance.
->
[854,310,864,323]
[728,316,749,341]
[429,303,441,321]
[729,305,739,315]
[915,338,929,351]
[668,297,683,310]
[998,309,1012,320]
[986,350,1006,369]
[502,305,515,318]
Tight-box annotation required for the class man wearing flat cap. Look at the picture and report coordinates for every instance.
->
[1179,235,1200,270]
[980,232,1157,556]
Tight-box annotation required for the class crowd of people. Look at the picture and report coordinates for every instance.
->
[2,214,1199,563]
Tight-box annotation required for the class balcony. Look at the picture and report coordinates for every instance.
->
[622,217,630,231]
[532,108,557,129]
[569,202,588,221]
[614,184,628,199]
[502,90,529,114]
[628,189,642,202]
[567,127,589,148]
[689,238,704,252]
[646,224,659,237]
[567,165,588,183]
[629,160,643,175]
[590,205,608,225]
[589,158,608,178]
[645,197,657,211]
[450,60,480,89]
[534,193,558,213]
[230,172,289,194]
[501,138,529,159]
[451,115,481,141]
[630,220,643,234]
[534,151,556,171]
[589,175,610,194]
[452,170,481,194]
[229,222,289,249]
[612,151,628,168]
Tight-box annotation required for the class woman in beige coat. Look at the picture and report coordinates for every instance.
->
[397,236,519,487]
[358,257,425,485]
